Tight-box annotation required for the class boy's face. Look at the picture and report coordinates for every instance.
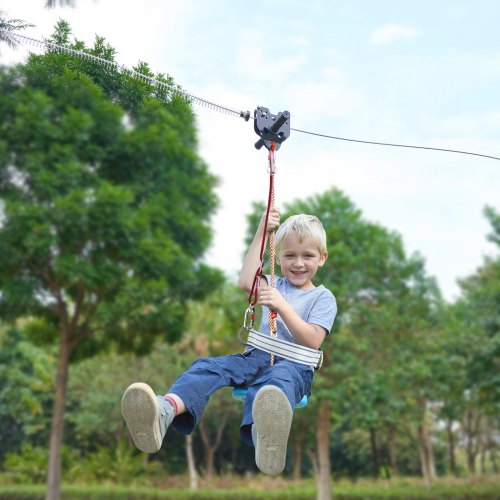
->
[277,233,327,289]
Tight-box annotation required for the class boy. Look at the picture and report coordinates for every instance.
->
[121,208,337,475]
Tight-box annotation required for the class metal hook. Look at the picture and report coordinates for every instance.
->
[243,305,256,330]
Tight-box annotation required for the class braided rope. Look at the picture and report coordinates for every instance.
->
[268,145,277,366]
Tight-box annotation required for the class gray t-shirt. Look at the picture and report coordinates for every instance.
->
[258,275,337,345]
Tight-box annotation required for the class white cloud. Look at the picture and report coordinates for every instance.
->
[369,24,422,45]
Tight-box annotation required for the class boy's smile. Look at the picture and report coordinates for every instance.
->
[277,233,327,289]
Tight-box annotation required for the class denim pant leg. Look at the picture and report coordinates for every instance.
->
[168,353,263,435]
[240,355,314,445]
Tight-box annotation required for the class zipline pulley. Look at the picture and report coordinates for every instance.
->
[254,106,290,151]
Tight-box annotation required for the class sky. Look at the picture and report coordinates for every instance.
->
[1,0,499,302]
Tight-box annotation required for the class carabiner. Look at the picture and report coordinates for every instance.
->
[243,305,256,330]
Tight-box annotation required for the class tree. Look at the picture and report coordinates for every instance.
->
[245,188,440,497]
[298,190,439,496]
[450,206,500,473]
[45,0,75,8]
[0,21,221,500]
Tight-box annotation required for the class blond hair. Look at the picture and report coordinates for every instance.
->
[275,214,327,255]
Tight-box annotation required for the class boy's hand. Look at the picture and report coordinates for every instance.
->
[260,208,280,234]
[259,282,286,311]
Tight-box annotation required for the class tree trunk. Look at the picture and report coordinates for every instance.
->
[464,410,481,474]
[45,330,71,500]
[186,434,198,490]
[417,425,431,486]
[292,420,305,480]
[316,399,331,500]
[479,418,489,475]
[490,448,498,473]
[417,422,435,486]
[416,398,435,487]
[198,413,227,481]
[467,448,477,473]
[199,419,215,481]
[445,418,457,476]
[369,427,380,478]
[480,418,493,475]
[388,425,398,477]
[306,448,319,477]
[480,443,487,474]
[424,423,436,479]
[293,440,303,480]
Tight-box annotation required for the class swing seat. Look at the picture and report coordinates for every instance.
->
[231,387,308,409]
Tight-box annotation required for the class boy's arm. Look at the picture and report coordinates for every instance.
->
[258,283,327,350]
[238,208,280,294]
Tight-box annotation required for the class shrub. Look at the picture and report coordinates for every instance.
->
[2,445,47,485]
[64,441,163,485]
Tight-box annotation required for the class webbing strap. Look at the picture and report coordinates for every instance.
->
[245,329,323,370]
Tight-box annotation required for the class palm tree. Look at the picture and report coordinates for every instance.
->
[1,0,76,50]
[45,0,75,8]
[0,11,33,48]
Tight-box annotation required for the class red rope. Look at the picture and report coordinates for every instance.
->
[248,143,276,307]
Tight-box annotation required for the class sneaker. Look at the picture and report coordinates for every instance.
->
[121,382,174,453]
[252,385,293,476]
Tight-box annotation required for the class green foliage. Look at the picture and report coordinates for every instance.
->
[64,345,186,452]
[64,441,163,485]
[2,440,161,487]
[484,205,500,247]
[2,444,47,485]
[454,207,500,416]
[0,20,223,356]
[256,188,440,403]
[245,188,445,477]
[0,328,55,461]
[2,444,78,485]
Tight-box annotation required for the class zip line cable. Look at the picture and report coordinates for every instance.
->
[4,30,500,162]
[6,32,245,119]
[290,127,500,162]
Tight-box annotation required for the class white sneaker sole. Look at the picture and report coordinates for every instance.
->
[121,382,162,453]
[252,385,293,476]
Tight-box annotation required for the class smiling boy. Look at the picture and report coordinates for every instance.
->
[237,208,337,474]
[121,208,336,476]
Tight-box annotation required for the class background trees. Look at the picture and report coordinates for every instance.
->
[1,192,498,497]
[244,188,443,498]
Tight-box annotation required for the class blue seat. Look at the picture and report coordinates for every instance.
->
[231,387,308,409]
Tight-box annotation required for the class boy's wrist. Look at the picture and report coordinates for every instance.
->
[274,298,290,317]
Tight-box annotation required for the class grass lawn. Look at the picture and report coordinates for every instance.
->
[0,475,498,499]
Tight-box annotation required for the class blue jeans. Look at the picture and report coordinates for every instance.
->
[168,348,314,445]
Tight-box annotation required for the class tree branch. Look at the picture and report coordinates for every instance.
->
[68,285,85,336]
[68,298,100,353]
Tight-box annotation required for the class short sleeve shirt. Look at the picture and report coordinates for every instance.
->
[258,276,337,345]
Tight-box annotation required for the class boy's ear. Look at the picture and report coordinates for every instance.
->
[318,251,328,267]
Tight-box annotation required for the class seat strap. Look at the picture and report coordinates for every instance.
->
[242,329,323,370]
